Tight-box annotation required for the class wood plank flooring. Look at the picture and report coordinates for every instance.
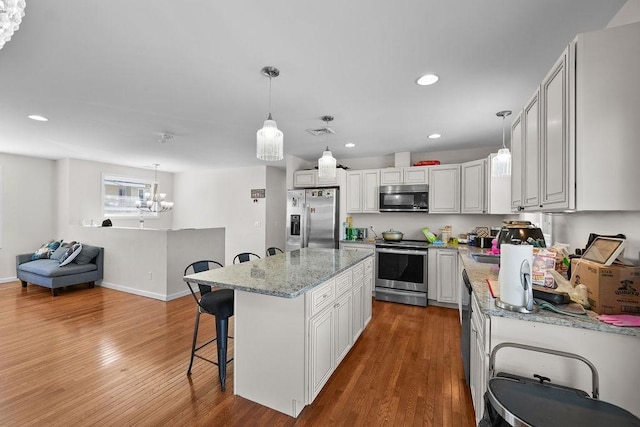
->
[0,282,475,426]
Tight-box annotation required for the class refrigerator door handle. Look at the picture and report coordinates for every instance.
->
[301,203,310,248]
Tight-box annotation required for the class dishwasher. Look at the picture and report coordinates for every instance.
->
[460,269,472,386]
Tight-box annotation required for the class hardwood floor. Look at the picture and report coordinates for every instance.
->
[0,282,475,426]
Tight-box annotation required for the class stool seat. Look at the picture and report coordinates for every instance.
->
[200,288,234,318]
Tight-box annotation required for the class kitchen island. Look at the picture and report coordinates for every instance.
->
[458,246,640,422]
[184,248,374,418]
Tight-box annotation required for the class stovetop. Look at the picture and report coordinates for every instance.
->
[375,239,431,249]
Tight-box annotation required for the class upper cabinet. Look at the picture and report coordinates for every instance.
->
[461,159,486,214]
[380,167,429,186]
[294,169,345,188]
[511,90,541,212]
[511,22,640,212]
[429,165,461,214]
[346,170,379,214]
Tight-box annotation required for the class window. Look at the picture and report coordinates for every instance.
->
[102,174,156,218]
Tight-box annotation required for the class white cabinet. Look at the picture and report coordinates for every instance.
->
[470,293,489,424]
[511,22,640,212]
[428,248,458,305]
[346,169,379,213]
[461,159,486,214]
[309,307,334,399]
[428,165,461,214]
[363,257,373,324]
[334,291,353,366]
[294,169,345,188]
[511,90,541,212]
[380,167,428,185]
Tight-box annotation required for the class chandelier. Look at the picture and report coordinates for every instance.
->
[0,0,26,50]
[256,66,284,161]
[317,116,336,179]
[136,163,174,213]
[491,110,512,178]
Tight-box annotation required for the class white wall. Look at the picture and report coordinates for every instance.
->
[58,158,174,230]
[265,166,286,252]
[0,154,57,281]
[173,165,283,265]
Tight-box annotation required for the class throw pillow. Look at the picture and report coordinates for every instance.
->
[50,243,72,261]
[31,240,62,260]
[59,243,83,266]
[74,245,101,265]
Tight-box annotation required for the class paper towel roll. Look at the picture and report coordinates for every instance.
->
[499,244,533,308]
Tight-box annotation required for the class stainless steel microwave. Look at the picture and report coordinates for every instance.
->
[379,184,429,212]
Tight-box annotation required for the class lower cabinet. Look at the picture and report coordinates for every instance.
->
[309,306,335,399]
[428,248,459,305]
[469,293,489,424]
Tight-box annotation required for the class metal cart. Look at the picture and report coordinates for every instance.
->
[480,342,640,427]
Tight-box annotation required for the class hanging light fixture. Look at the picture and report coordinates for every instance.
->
[0,0,25,50]
[256,66,284,161]
[136,163,174,213]
[317,115,337,179]
[492,110,512,178]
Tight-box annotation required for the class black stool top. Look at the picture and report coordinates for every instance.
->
[200,288,234,319]
[488,376,640,427]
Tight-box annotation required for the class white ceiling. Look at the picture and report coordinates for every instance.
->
[0,0,627,173]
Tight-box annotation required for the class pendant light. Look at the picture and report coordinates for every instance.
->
[136,163,174,213]
[317,115,336,179]
[492,110,512,178]
[256,66,284,161]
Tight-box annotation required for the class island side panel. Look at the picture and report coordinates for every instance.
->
[234,290,307,418]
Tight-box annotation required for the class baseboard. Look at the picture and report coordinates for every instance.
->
[98,282,192,302]
[0,276,18,284]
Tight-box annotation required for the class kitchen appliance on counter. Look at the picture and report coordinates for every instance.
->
[497,244,536,313]
[286,188,339,251]
[375,239,429,306]
[379,184,429,212]
[496,221,546,247]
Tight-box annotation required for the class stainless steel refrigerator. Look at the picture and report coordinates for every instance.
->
[286,188,339,251]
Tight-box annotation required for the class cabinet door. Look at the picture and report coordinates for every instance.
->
[510,113,524,211]
[380,168,403,185]
[403,167,428,184]
[352,280,364,342]
[309,308,335,400]
[294,170,316,188]
[540,46,571,210]
[461,159,486,213]
[346,171,363,213]
[523,90,541,209]
[334,292,353,366]
[317,170,340,187]
[362,170,380,212]
[436,250,459,304]
[363,259,373,325]
[470,325,486,424]
[428,165,461,213]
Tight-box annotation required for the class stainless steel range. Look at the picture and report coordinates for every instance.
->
[375,240,428,306]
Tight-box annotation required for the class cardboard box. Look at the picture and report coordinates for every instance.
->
[570,258,640,315]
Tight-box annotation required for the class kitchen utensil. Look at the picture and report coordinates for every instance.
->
[381,229,404,242]
[496,221,546,247]
[497,244,536,313]
[532,286,571,305]
[370,226,379,239]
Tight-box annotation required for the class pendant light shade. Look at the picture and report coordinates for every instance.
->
[317,115,336,178]
[492,110,512,178]
[135,163,174,213]
[257,66,284,161]
[318,146,337,179]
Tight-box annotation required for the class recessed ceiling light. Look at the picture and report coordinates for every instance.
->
[345,142,355,148]
[416,74,439,86]
[28,114,49,122]
[428,133,441,139]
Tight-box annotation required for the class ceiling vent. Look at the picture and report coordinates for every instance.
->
[306,115,335,136]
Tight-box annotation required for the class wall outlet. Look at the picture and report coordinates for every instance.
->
[254,221,262,228]
[148,271,153,280]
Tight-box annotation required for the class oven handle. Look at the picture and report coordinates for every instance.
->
[376,247,428,256]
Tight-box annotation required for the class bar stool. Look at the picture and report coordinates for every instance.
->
[184,260,234,391]
[233,252,260,264]
[266,247,284,256]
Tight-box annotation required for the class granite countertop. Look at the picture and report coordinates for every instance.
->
[184,248,373,299]
[458,246,640,338]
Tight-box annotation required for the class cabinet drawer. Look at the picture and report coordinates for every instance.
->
[335,271,352,296]
[311,279,336,316]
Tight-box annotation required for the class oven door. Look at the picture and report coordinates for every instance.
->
[375,247,428,292]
